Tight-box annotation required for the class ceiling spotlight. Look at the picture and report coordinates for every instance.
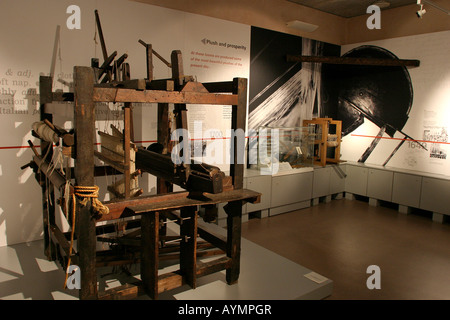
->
[416,5,426,18]
[416,0,450,18]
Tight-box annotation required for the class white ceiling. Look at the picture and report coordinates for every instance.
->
[286,0,416,18]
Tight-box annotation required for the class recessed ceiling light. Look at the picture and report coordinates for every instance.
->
[373,1,391,9]
[286,20,319,32]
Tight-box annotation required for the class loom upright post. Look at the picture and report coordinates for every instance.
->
[73,66,98,299]
[226,77,247,284]
[39,75,57,261]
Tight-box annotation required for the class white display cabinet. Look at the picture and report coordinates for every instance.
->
[392,172,422,210]
[329,164,346,196]
[344,164,368,197]
[211,161,449,227]
[312,164,346,205]
[367,168,394,205]
[269,169,313,216]
[420,177,450,222]
[344,162,450,223]
[313,166,331,199]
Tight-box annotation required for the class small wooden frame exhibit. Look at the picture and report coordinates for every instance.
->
[31,49,260,300]
[303,118,342,167]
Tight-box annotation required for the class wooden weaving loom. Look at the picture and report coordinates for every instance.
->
[25,11,260,300]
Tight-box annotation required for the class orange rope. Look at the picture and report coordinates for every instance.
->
[63,186,109,289]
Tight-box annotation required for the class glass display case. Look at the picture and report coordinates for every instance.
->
[253,125,315,174]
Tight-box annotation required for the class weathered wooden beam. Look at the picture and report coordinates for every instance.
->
[100,189,260,222]
[157,102,172,195]
[93,87,238,105]
[230,78,247,190]
[171,50,184,88]
[49,224,78,266]
[94,241,220,268]
[140,211,159,299]
[73,66,97,300]
[157,272,183,294]
[180,206,197,288]
[197,220,227,252]
[98,283,143,300]
[32,155,72,192]
[139,40,171,68]
[224,200,243,285]
[196,256,231,278]
[94,150,128,173]
[123,106,132,198]
[145,43,153,80]
[39,75,57,261]
[286,55,420,67]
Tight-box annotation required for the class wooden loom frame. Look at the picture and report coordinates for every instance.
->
[36,52,260,300]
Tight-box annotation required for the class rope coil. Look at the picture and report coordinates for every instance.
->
[63,185,109,289]
[74,185,109,216]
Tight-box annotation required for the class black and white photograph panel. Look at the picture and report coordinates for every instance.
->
[248,26,340,131]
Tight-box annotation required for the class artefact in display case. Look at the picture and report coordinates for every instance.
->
[255,126,315,174]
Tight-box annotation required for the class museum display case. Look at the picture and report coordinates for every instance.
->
[255,125,315,174]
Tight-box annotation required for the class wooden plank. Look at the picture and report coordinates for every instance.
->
[92,87,238,105]
[224,200,243,285]
[171,50,184,88]
[158,272,183,294]
[73,66,98,300]
[96,147,124,163]
[196,256,231,278]
[39,75,57,261]
[146,43,153,81]
[158,102,172,237]
[94,150,127,173]
[173,102,189,170]
[98,283,143,300]
[123,106,131,198]
[286,55,420,67]
[94,241,220,268]
[100,189,260,222]
[49,224,78,266]
[180,207,197,288]
[197,220,227,252]
[140,212,159,299]
[101,189,260,221]
[230,78,247,190]
[157,102,173,194]
[165,210,227,251]
[94,10,108,63]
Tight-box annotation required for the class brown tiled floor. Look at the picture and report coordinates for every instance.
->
[241,197,450,300]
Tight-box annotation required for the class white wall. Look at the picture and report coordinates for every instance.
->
[341,30,450,176]
[0,0,249,246]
